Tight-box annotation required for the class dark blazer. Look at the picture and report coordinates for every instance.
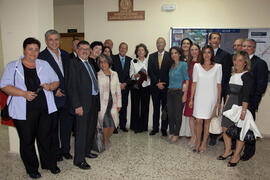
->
[68,57,99,114]
[148,51,171,87]
[250,55,268,109]
[215,48,233,94]
[112,54,132,84]
[38,48,70,108]
[69,52,77,59]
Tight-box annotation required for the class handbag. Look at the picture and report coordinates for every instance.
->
[93,119,105,153]
[209,106,222,134]
[1,66,17,120]
[226,124,256,143]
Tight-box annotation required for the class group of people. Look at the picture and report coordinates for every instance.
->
[0,29,268,179]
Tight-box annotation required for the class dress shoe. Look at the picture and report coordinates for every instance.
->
[62,153,73,160]
[76,161,91,170]
[56,155,63,162]
[208,138,217,146]
[120,127,128,132]
[113,128,118,134]
[28,171,41,179]
[240,154,251,161]
[149,130,158,136]
[49,166,61,174]
[86,152,98,159]
[161,130,167,137]
[227,160,239,167]
[217,152,234,160]
[134,129,143,133]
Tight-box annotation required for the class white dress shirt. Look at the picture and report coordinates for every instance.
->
[129,58,151,87]
[47,48,64,76]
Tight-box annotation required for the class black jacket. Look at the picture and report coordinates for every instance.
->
[112,54,132,84]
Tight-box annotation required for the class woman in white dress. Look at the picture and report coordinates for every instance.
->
[189,45,222,153]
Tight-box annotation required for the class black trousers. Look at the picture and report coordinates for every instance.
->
[130,86,150,131]
[150,86,168,132]
[51,106,73,155]
[74,95,98,165]
[13,109,56,174]
[119,89,129,129]
[167,90,185,136]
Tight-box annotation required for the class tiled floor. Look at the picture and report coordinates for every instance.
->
[0,124,269,180]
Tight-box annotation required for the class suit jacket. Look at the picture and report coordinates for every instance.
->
[112,54,132,84]
[38,48,70,108]
[67,57,100,114]
[250,55,268,109]
[89,57,100,72]
[214,48,233,93]
[70,52,77,59]
[148,51,171,87]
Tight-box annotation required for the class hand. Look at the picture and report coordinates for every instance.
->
[40,83,51,91]
[189,99,193,108]
[240,111,246,120]
[216,103,221,112]
[182,83,188,92]
[117,107,121,112]
[55,88,65,97]
[120,83,127,90]
[134,73,140,79]
[182,95,187,103]
[157,82,166,90]
[24,91,37,101]
[75,106,83,116]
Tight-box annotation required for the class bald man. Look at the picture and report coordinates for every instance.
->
[148,37,171,136]
[104,39,113,51]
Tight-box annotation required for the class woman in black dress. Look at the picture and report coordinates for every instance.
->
[217,51,254,167]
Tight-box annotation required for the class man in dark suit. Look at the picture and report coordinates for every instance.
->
[241,38,268,161]
[209,32,233,146]
[112,42,132,132]
[89,41,104,72]
[70,38,80,58]
[148,37,171,136]
[68,40,99,170]
[39,29,73,161]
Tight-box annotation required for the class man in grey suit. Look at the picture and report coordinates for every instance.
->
[68,40,99,170]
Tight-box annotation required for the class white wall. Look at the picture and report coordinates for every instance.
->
[0,0,54,153]
[54,3,84,33]
[84,0,270,136]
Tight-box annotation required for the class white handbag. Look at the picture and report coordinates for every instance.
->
[209,106,222,134]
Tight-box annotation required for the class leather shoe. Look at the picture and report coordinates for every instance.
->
[113,128,118,134]
[63,153,73,160]
[28,171,41,179]
[76,161,91,170]
[86,152,98,159]
[149,130,158,136]
[217,152,234,160]
[120,127,128,132]
[56,155,63,162]
[49,166,61,174]
[240,154,251,161]
[161,130,167,137]
[227,160,239,167]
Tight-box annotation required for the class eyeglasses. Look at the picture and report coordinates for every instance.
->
[78,48,90,51]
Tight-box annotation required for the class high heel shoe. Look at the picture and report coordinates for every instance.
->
[227,160,239,167]
[217,152,234,160]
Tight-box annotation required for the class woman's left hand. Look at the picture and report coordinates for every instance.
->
[117,107,121,112]
[240,111,246,120]
[41,83,51,91]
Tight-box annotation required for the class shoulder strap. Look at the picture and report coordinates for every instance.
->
[7,62,18,106]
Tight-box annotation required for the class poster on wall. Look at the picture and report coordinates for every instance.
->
[170,28,270,73]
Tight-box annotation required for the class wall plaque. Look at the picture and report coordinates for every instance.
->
[108,0,145,21]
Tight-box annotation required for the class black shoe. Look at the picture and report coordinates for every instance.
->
[120,127,128,132]
[209,137,217,146]
[134,129,143,133]
[75,161,91,170]
[149,130,158,136]
[85,152,98,159]
[49,166,61,174]
[56,155,63,162]
[161,130,167,137]
[217,152,234,160]
[63,153,73,160]
[28,171,41,179]
[240,154,251,161]
[113,128,118,134]
[227,160,239,167]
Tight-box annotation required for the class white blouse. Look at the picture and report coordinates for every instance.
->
[129,58,151,87]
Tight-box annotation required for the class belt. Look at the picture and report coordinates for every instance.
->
[168,88,182,92]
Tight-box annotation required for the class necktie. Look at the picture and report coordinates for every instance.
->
[121,57,125,69]
[83,61,99,92]
[158,53,162,69]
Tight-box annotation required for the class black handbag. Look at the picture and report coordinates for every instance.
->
[226,124,256,143]
[1,66,17,120]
